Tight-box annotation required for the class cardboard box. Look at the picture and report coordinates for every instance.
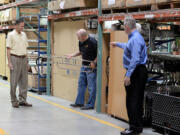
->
[0,0,9,4]
[52,20,96,102]
[0,8,40,23]
[102,0,126,8]
[28,73,46,89]
[0,33,6,77]
[25,31,47,46]
[126,0,156,7]
[108,31,129,121]
[58,0,97,10]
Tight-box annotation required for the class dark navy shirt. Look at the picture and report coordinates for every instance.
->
[79,36,97,66]
[116,30,147,77]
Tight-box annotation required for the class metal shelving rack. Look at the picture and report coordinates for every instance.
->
[23,15,48,93]
[0,0,48,93]
[47,0,180,113]
[1,0,179,112]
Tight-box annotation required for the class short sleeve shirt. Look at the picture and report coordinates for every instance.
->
[79,36,97,66]
[6,30,28,56]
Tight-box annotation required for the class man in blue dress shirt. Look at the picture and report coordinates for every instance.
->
[111,16,148,135]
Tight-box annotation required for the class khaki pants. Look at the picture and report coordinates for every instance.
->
[10,56,28,105]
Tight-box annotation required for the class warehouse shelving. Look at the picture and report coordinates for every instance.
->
[48,8,98,20]
[23,15,48,93]
[99,8,180,21]
[47,0,180,114]
[0,0,44,10]
[0,0,48,93]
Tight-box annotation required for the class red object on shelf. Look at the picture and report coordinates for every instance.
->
[48,9,99,20]
[0,0,39,10]
[99,9,180,22]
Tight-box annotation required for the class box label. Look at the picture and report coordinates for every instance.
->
[60,1,65,9]
[108,0,115,5]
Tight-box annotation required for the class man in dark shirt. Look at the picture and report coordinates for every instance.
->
[66,29,97,110]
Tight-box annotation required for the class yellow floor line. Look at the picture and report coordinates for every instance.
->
[0,82,125,131]
[0,128,10,135]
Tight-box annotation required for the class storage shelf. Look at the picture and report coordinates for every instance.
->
[48,8,98,20]
[0,25,15,30]
[0,0,39,10]
[99,8,180,22]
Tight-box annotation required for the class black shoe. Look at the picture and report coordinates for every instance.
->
[12,103,19,108]
[19,102,32,107]
[121,129,141,135]
[81,106,94,110]
[70,104,84,108]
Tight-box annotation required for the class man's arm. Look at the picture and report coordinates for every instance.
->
[66,51,81,59]
[110,42,127,49]
[7,48,13,70]
[116,43,127,49]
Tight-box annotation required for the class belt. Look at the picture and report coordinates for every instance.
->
[11,54,26,58]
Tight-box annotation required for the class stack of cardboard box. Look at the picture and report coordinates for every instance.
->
[102,0,178,9]
[48,0,97,11]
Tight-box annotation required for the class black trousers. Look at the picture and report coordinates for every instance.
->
[125,65,148,132]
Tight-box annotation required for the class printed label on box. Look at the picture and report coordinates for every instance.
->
[108,0,115,5]
[60,1,65,9]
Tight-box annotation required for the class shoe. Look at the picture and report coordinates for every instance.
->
[19,102,32,107]
[121,129,141,135]
[81,106,94,110]
[12,103,19,108]
[70,104,84,108]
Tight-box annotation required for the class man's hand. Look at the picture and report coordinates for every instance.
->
[65,54,73,59]
[110,42,117,48]
[90,62,96,69]
[8,63,13,70]
[124,76,131,86]
[27,64,31,71]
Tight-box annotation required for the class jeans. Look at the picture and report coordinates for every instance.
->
[75,67,97,108]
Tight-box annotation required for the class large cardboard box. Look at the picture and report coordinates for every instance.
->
[108,31,128,121]
[126,0,156,7]
[0,34,6,77]
[25,31,47,47]
[0,0,9,4]
[0,8,40,23]
[102,0,126,8]
[52,20,96,102]
[58,0,97,10]
[28,73,46,89]
[52,21,84,102]
[101,34,110,113]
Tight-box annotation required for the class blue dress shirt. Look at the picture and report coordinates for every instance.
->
[116,30,147,77]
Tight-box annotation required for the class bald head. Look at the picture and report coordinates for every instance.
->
[77,29,88,42]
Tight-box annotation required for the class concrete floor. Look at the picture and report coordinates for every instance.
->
[0,79,161,135]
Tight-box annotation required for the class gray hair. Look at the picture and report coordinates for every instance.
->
[77,29,88,37]
[124,16,136,30]
[136,23,142,33]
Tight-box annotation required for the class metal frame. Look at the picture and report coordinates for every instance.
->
[0,0,39,10]
[48,9,98,20]
[47,0,51,96]
[99,8,180,22]
[1,0,180,113]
